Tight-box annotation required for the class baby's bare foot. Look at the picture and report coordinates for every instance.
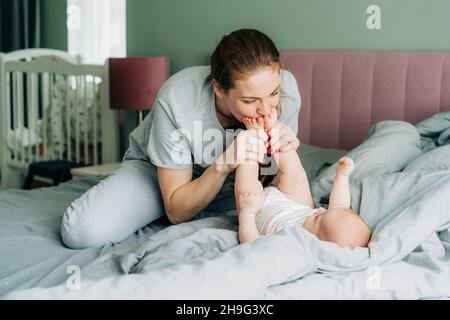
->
[243,117,264,130]
[336,156,354,176]
[262,107,278,131]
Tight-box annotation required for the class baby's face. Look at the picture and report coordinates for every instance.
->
[302,207,372,248]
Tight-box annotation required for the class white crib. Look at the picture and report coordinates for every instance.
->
[0,49,119,190]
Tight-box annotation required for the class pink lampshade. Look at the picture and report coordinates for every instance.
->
[109,56,170,111]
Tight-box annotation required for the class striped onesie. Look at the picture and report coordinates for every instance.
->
[255,186,317,235]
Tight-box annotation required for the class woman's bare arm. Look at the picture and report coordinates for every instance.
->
[158,164,230,224]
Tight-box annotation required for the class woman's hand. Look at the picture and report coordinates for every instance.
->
[266,121,300,154]
[214,128,269,175]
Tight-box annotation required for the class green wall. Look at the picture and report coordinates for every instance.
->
[40,0,450,66]
[41,0,67,50]
[38,0,450,156]
[127,0,450,74]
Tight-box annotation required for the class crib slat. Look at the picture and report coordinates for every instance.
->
[66,75,72,162]
[51,74,64,160]
[24,58,32,164]
[75,76,80,163]
[93,77,98,165]
[15,72,21,162]
[5,72,11,161]
[12,72,18,162]
[52,73,63,161]
[83,75,89,165]
[32,73,39,162]
[24,58,31,164]
[26,73,33,163]
[49,73,56,160]
[17,72,25,164]
[41,73,48,160]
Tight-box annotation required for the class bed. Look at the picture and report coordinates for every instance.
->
[1,50,450,299]
[0,49,119,190]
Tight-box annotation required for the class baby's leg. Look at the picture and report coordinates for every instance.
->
[272,149,314,208]
[235,162,266,214]
[235,162,265,243]
[235,160,267,244]
[235,117,267,212]
[235,118,268,243]
[262,114,313,207]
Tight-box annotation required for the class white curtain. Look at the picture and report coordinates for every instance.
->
[67,0,126,65]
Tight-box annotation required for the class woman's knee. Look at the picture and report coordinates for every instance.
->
[60,160,165,249]
[60,202,111,249]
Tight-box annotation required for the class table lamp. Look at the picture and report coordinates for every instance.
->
[108,56,170,124]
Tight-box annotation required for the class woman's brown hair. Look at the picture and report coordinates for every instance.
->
[211,29,282,187]
[211,29,281,92]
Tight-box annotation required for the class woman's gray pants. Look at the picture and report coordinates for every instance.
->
[61,160,165,249]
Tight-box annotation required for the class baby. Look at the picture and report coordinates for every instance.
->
[236,112,372,248]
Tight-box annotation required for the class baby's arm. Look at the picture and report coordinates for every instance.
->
[328,157,354,209]
[272,148,314,208]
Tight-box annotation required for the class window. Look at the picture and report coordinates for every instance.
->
[67,0,126,65]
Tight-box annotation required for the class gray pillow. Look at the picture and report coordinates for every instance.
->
[310,120,422,207]
[403,145,450,173]
[298,143,347,183]
[415,111,450,151]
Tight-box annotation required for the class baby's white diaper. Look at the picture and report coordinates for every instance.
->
[256,186,316,235]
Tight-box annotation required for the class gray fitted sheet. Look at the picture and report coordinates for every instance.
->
[0,144,346,298]
[0,177,171,297]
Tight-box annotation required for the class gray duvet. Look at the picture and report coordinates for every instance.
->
[2,112,450,300]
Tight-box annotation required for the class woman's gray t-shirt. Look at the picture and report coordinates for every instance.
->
[123,66,301,211]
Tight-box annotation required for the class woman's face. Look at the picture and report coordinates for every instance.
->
[214,65,281,122]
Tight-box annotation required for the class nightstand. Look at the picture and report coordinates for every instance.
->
[70,162,122,178]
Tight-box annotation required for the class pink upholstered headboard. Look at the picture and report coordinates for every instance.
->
[281,51,450,150]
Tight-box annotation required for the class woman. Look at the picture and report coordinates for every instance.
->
[61,29,301,249]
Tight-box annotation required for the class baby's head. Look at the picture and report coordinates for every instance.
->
[303,207,372,248]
